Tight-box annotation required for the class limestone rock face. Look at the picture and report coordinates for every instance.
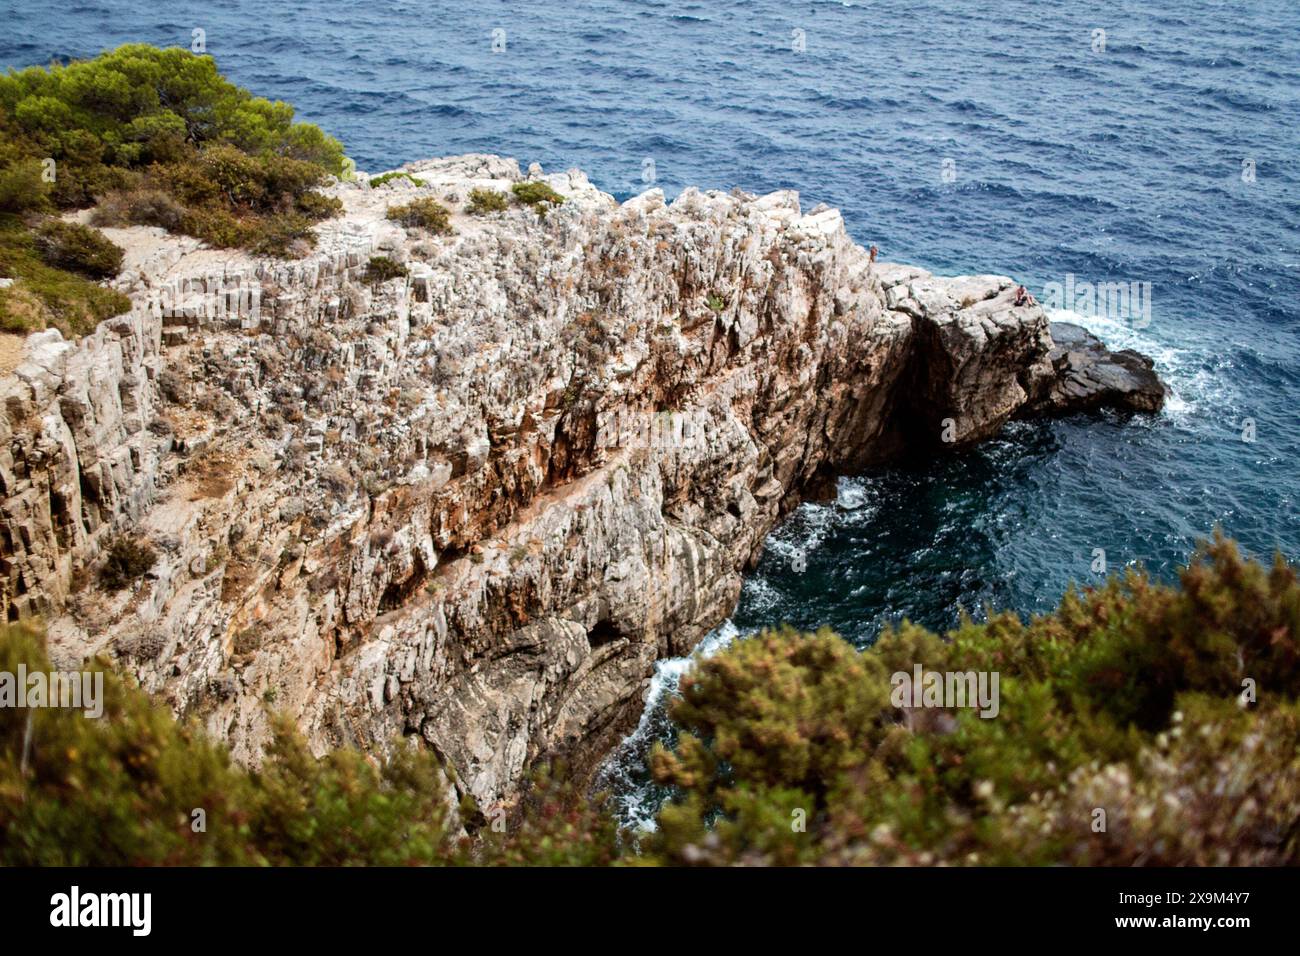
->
[0,155,1163,808]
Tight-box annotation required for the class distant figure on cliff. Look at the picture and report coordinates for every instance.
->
[868,245,878,263]
[1014,284,1037,307]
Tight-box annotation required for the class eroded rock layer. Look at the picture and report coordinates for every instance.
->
[0,155,1162,807]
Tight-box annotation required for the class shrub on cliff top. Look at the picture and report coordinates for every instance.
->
[249,211,321,259]
[0,46,345,216]
[33,220,124,279]
[370,170,425,188]
[0,43,348,335]
[0,214,131,336]
[386,197,452,234]
[0,44,345,195]
[511,180,565,216]
[467,187,509,215]
[90,186,186,231]
[0,285,48,334]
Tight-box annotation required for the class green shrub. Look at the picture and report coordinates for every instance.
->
[294,189,343,221]
[0,43,349,330]
[3,534,1293,867]
[0,284,48,333]
[470,763,621,866]
[511,180,565,214]
[98,535,156,591]
[0,159,51,213]
[90,187,185,231]
[467,187,509,214]
[0,623,622,866]
[249,212,318,259]
[369,170,425,188]
[385,197,452,234]
[178,206,246,249]
[0,278,130,337]
[198,144,271,208]
[0,214,131,336]
[0,624,457,865]
[647,534,1300,866]
[364,255,408,283]
[33,220,124,278]
[0,43,346,177]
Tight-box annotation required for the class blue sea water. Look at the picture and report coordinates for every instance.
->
[4,0,1298,825]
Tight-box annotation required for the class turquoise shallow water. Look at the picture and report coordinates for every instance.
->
[5,0,1297,825]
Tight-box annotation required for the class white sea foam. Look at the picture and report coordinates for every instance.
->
[599,620,742,832]
[765,496,838,556]
[836,477,873,511]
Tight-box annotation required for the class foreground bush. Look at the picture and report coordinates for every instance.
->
[0,625,614,865]
[648,534,1300,865]
[0,625,452,865]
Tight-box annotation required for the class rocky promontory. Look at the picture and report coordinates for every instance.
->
[0,155,1163,810]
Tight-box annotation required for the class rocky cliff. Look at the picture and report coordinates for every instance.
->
[0,155,1162,810]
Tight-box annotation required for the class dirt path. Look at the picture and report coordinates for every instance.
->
[0,333,25,377]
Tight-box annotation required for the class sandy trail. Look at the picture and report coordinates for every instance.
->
[0,333,24,377]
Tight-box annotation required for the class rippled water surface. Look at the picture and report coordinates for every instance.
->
[5,0,1297,826]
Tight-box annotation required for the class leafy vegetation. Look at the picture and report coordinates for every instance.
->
[0,624,617,865]
[369,171,425,188]
[32,219,124,278]
[647,533,1300,865]
[1,535,1295,866]
[511,180,565,216]
[364,255,409,284]
[0,159,50,213]
[0,215,131,335]
[467,187,509,214]
[385,197,452,234]
[98,536,157,591]
[0,43,347,337]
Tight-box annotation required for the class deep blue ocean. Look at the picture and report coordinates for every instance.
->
[4,0,1297,826]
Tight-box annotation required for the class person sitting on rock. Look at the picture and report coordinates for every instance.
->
[868,245,878,263]
[1013,284,1036,307]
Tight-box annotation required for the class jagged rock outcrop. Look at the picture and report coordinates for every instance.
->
[1033,321,1165,414]
[0,155,1163,809]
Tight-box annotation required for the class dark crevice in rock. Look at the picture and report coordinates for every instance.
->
[586,618,623,649]
[378,553,427,613]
